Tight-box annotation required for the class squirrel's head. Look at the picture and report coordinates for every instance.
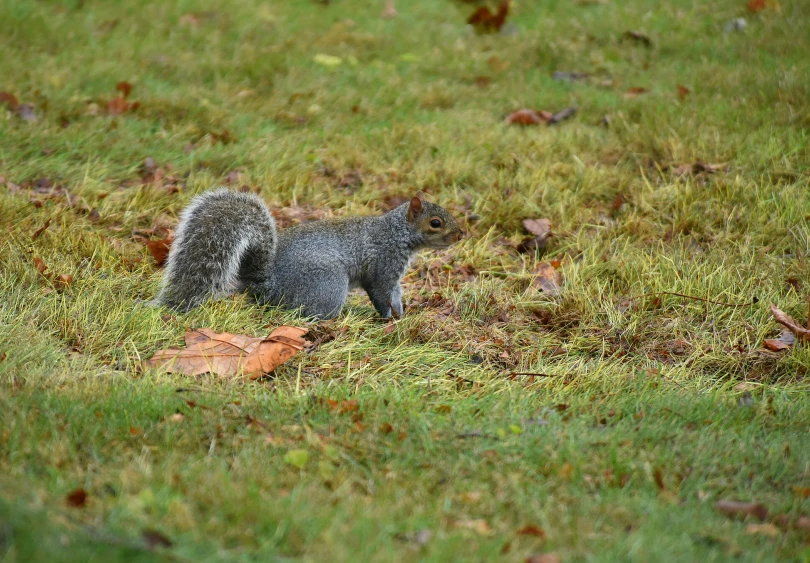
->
[405,195,464,249]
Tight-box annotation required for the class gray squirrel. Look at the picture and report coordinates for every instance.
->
[153,188,464,319]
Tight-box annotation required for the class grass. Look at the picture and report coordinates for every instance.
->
[1,0,809,560]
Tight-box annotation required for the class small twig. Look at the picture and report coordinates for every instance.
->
[511,372,556,377]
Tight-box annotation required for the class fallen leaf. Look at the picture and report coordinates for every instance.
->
[794,486,810,500]
[523,218,552,237]
[106,97,126,115]
[467,0,510,33]
[517,525,546,538]
[621,30,652,47]
[383,321,396,335]
[314,53,343,67]
[337,399,360,414]
[548,106,577,124]
[456,519,492,535]
[0,91,20,110]
[284,449,309,469]
[769,303,810,343]
[144,326,308,378]
[54,274,74,289]
[796,516,810,531]
[653,467,666,491]
[142,529,173,549]
[624,87,648,97]
[530,262,562,296]
[744,523,780,537]
[677,85,690,99]
[145,237,174,267]
[505,109,551,126]
[33,256,49,276]
[747,0,767,12]
[763,330,795,351]
[65,488,88,508]
[714,499,768,521]
[475,76,492,87]
[517,218,552,254]
[526,553,561,563]
[31,218,52,240]
[116,81,134,98]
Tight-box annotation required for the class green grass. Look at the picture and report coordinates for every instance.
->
[1,0,809,560]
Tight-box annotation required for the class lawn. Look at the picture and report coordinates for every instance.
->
[1,0,809,561]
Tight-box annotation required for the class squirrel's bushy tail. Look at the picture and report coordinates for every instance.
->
[154,188,277,312]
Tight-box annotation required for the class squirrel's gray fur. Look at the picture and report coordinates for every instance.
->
[154,188,463,319]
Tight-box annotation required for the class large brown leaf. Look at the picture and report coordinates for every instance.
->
[145,326,308,378]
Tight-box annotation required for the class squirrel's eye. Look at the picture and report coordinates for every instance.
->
[429,218,442,229]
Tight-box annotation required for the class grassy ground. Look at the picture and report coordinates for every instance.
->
[1,0,809,560]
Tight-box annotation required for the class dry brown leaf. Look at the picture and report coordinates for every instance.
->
[524,218,551,238]
[145,326,308,378]
[518,218,552,254]
[31,218,52,240]
[65,488,88,508]
[714,499,768,521]
[796,516,810,531]
[530,262,562,296]
[526,554,561,563]
[106,96,129,115]
[516,524,546,538]
[145,236,174,267]
[505,109,550,126]
[744,523,780,537]
[0,91,20,110]
[467,0,510,33]
[769,303,810,343]
[116,81,134,98]
[763,330,794,351]
[747,0,767,12]
[624,87,648,97]
[32,256,49,277]
[55,274,74,289]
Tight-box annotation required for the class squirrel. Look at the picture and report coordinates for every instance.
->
[153,188,464,319]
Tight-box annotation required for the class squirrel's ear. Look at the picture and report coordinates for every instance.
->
[414,190,428,201]
[407,196,423,221]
